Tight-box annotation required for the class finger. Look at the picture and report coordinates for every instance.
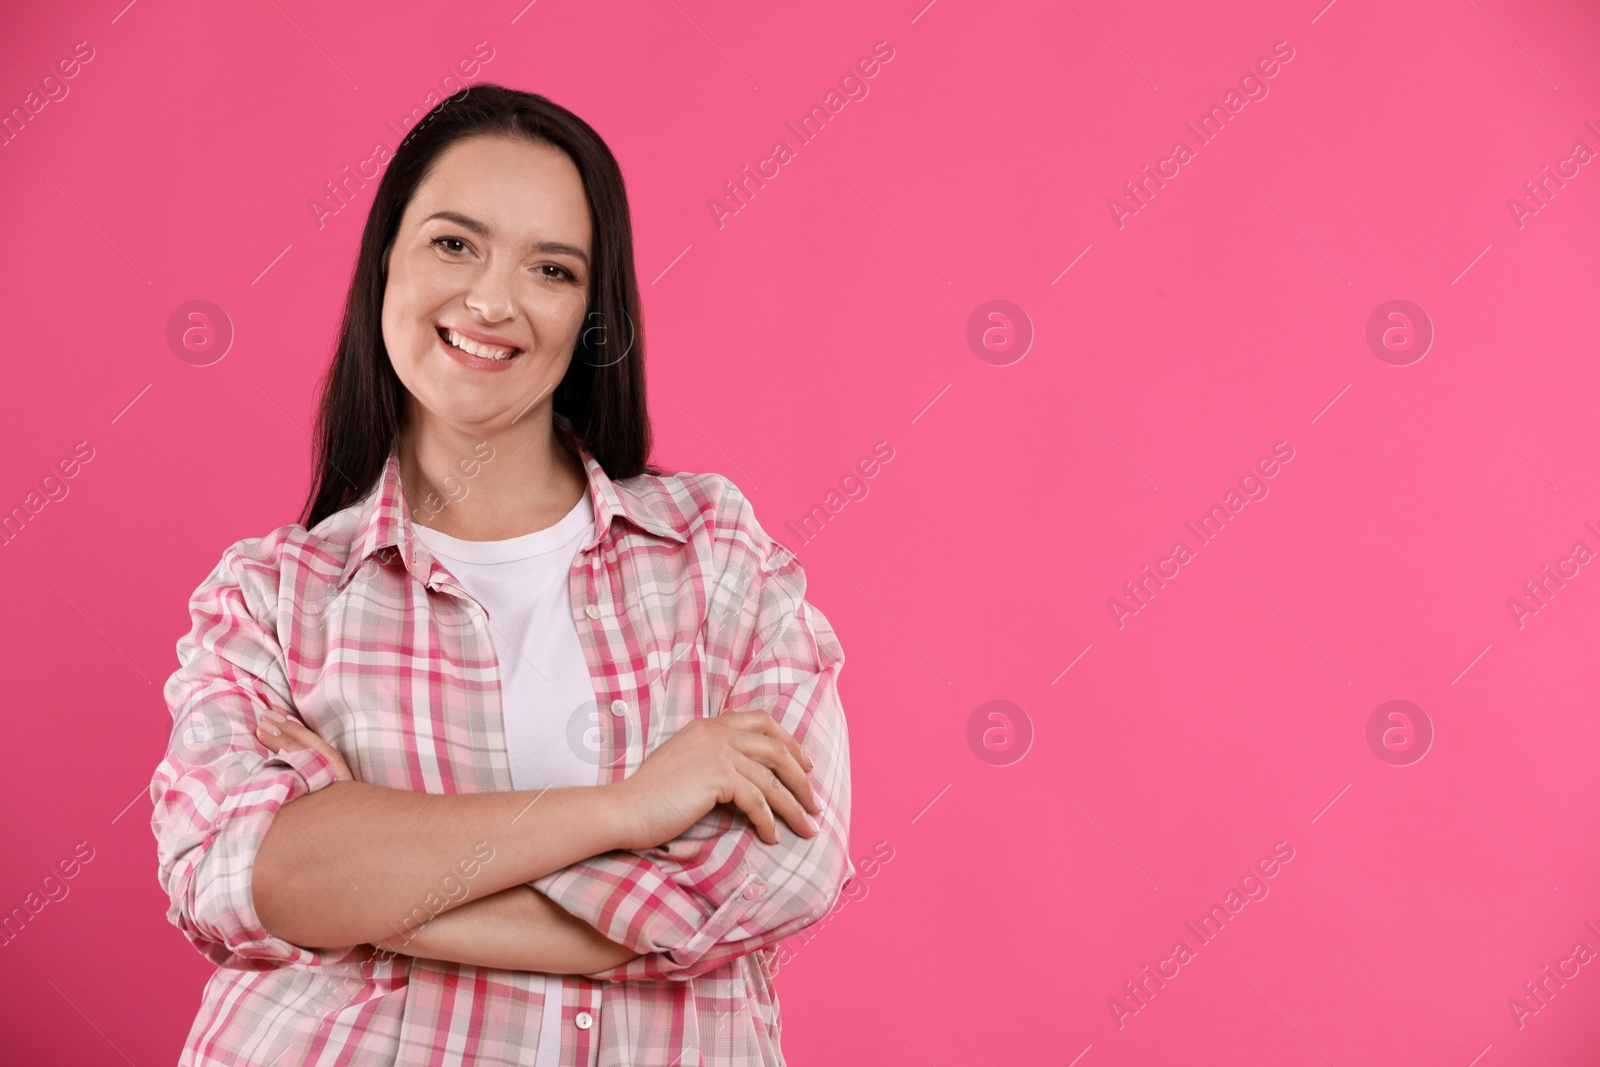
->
[732,733,820,815]
[274,717,335,754]
[255,717,315,758]
[750,711,815,775]
[275,719,354,780]
[724,709,815,773]
[735,752,816,841]
[263,719,313,750]
[254,722,293,754]
[733,751,817,841]
[275,717,315,739]
[726,772,779,845]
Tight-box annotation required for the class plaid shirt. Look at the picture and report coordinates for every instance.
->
[149,422,855,1066]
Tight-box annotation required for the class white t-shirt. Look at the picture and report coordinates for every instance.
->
[412,490,600,1067]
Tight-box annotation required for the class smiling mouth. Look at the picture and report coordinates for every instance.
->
[437,326,522,363]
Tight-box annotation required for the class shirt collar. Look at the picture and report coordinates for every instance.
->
[334,418,687,592]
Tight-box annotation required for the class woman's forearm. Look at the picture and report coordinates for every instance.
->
[376,884,643,974]
[253,781,630,949]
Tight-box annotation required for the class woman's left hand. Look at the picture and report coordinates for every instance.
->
[255,711,356,782]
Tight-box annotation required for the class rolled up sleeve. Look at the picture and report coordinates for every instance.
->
[533,481,855,981]
[150,538,343,969]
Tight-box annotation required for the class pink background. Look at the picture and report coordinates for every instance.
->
[3,0,1600,1062]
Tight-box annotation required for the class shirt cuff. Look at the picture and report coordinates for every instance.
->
[162,748,346,968]
[264,743,342,794]
[534,850,774,978]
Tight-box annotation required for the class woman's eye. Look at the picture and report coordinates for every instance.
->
[538,264,576,282]
[432,236,468,254]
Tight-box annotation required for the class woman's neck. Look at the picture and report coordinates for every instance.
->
[398,412,588,542]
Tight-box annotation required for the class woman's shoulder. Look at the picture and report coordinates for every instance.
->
[616,468,807,594]
[191,503,368,606]
[614,467,776,548]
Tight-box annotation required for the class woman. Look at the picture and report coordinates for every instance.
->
[150,84,854,1067]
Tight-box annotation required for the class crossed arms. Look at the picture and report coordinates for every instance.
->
[151,506,853,981]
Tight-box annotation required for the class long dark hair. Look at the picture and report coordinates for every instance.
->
[300,83,660,531]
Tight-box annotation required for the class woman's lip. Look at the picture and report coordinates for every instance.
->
[438,323,523,351]
[435,328,522,372]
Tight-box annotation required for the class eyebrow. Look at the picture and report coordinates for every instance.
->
[422,210,590,266]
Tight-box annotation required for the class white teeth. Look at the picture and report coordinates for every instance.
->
[444,328,517,361]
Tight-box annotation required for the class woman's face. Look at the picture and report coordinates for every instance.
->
[381,134,593,437]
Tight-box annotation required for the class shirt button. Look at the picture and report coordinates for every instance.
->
[575,1010,593,1030]
[743,883,766,900]
[610,699,628,716]
[585,604,602,619]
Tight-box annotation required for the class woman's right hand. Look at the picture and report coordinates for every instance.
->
[609,710,822,851]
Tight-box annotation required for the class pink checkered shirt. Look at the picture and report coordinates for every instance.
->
[149,424,855,1066]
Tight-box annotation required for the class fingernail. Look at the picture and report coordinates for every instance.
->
[805,815,819,834]
[262,710,286,724]
[257,721,281,736]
